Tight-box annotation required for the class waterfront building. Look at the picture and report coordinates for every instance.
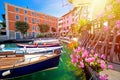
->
[58,8,77,36]
[59,0,107,36]
[4,3,58,40]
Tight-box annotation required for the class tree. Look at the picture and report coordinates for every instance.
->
[38,24,50,33]
[51,27,56,32]
[0,22,6,27]
[15,21,29,38]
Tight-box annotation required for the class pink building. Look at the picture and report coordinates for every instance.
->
[58,8,78,36]
[58,5,90,37]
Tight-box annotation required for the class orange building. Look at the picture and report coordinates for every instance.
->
[4,3,58,39]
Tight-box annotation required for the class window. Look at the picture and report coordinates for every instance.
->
[50,22,52,26]
[45,22,48,24]
[32,18,34,23]
[15,15,19,20]
[36,20,39,23]
[32,26,34,30]
[37,26,39,30]
[44,15,47,19]
[37,14,39,17]
[24,17,27,22]
[24,10,27,14]
[50,17,52,20]
[32,12,34,16]
[15,8,19,12]
[67,20,69,23]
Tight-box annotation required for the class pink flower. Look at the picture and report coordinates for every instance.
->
[115,24,120,29]
[117,31,120,35]
[77,47,81,51]
[73,48,78,53]
[116,20,120,24]
[71,59,76,64]
[108,14,114,19]
[90,62,94,66]
[108,65,113,69]
[90,49,94,53]
[94,53,98,58]
[101,54,106,60]
[115,20,120,29]
[85,57,95,63]
[103,26,109,31]
[70,54,74,59]
[82,47,85,52]
[85,58,89,62]
[99,74,108,80]
[90,57,95,62]
[76,54,80,59]
[79,61,84,68]
[97,60,101,63]
[82,50,88,58]
[73,47,80,53]
[71,58,78,64]
[100,62,106,69]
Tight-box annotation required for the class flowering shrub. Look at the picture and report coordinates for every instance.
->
[68,41,78,50]
[68,42,113,80]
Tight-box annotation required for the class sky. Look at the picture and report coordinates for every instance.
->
[0,0,73,21]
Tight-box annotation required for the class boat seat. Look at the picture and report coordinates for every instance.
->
[0,51,15,57]
[16,54,24,57]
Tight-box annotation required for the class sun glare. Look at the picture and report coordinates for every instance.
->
[72,0,107,20]
[90,0,107,20]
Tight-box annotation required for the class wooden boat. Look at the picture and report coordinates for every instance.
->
[0,50,61,79]
[3,46,62,54]
[16,43,60,48]
[34,39,60,45]
[16,43,37,48]
[18,46,62,54]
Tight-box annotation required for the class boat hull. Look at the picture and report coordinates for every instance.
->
[19,46,62,53]
[0,54,60,79]
[16,43,60,48]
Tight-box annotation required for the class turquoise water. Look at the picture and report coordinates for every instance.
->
[3,43,85,80]
[4,43,20,50]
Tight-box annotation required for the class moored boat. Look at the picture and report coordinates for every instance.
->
[19,46,62,53]
[34,39,60,45]
[0,50,61,79]
[16,43,37,48]
[16,43,60,48]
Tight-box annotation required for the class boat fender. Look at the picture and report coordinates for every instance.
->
[2,70,11,76]
[55,50,61,55]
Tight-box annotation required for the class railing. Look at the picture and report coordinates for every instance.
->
[79,19,120,64]
[0,35,8,41]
